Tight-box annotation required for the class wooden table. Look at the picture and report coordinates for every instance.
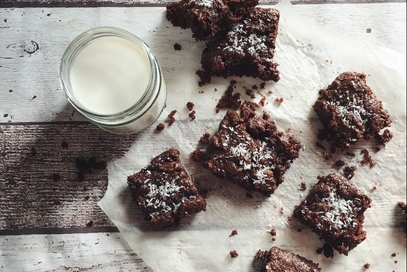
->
[0,0,405,271]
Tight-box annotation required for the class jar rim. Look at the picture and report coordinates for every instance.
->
[60,26,161,126]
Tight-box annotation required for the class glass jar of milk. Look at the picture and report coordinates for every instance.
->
[60,27,166,134]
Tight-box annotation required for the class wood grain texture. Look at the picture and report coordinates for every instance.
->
[0,232,151,271]
[0,0,404,8]
[0,5,405,124]
[0,123,138,231]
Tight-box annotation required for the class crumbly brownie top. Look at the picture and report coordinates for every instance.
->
[313,72,392,147]
[255,246,321,272]
[166,0,258,41]
[201,7,280,82]
[127,148,206,229]
[293,173,372,255]
[204,106,302,196]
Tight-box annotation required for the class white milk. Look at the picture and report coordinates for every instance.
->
[69,36,150,115]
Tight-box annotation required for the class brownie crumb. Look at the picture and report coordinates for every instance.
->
[345,151,356,158]
[241,101,259,111]
[216,82,241,113]
[360,149,376,168]
[188,110,196,120]
[267,228,276,237]
[375,128,393,146]
[316,243,334,259]
[156,123,165,131]
[260,82,266,89]
[245,88,256,99]
[363,263,370,269]
[168,110,177,126]
[190,149,206,162]
[343,165,357,179]
[230,250,239,258]
[229,229,238,237]
[391,252,397,257]
[262,111,270,120]
[200,132,211,144]
[333,159,345,169]
[299,182,307,191]
[173,43,182,50]
[196,69,212,86]
[186,102,194,111]
[274,97,284,105]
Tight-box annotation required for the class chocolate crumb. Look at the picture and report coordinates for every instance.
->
[274,97,283,104]
[245,88,256,99]
[360,149,376,168]
[333,159,345,169]
[260,82,266,89]
[363,263,370,269]
[259,96,266,106]
[196,70,211,86]
[188,110,196,120]
[31,95,37,100]
[268,228,277,236]
[318,243,334,258]
[299,182,307,191]
[186,102,194,111]
[190,149,206,162]
[252,85,258,90]
[216,81,241,112]
[343,165,357,179]
[156,123,165,131]
[173,43,181,50]
[229,230,238,237]
[230,250,239,258]
[397,201,406,232]
[391,252,397,257]
[167,110,177,126]
[199,132,210,144]
[375,128,393,146]
[262,111,270,120]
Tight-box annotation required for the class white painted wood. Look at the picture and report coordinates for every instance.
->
[0,4,405,123]
[0,232,151,271]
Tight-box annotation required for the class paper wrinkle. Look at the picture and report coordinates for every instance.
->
[99,2,406,271]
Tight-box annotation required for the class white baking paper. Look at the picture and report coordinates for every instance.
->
[99,2,406,271]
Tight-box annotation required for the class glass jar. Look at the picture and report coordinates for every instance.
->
[60,26,167,134]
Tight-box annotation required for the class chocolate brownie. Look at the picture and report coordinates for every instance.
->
[166,0,258,41]
[127,148,206,229]
[255,246,321,272]
[201,8,280,82]
[203,106,302,196]
[313,72,392,148]
[293,173,372,256]
[397,201,406,233]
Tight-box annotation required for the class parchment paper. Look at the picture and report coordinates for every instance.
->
[99,2,406,271]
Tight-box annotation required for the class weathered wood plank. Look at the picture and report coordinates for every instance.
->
[0,5,405,123]
[0,123,138,231]
[0,232,151,271]
[0,0,404,8]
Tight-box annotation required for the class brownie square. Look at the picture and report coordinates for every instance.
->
[293,173,372,255]
[203,106,302,196]
[166,0,258,41]
[200,7,280,82]
[313,72,392,148]
[127,148,206,229]
[255,246,321,272]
